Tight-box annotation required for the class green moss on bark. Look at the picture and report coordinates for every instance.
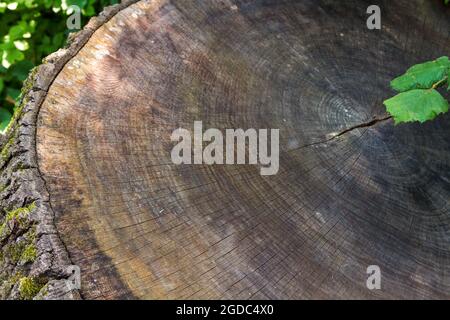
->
[0,135,14,161]
[18,276,45,300]
[0,202,36,236]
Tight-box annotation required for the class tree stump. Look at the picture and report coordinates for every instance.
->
[1,0,449,299]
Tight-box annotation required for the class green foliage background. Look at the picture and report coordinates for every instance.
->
[0,0,118,131]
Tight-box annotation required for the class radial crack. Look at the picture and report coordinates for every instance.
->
[293,114,393,150]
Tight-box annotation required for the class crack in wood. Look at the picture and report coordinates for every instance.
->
[293,114,393,151]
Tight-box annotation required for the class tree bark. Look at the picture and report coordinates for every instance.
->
[1,0,449,299]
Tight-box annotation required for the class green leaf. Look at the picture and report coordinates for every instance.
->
[448,69,450,91]
[83,4,96,16]
[384,89,449,124]
[13,39,29,51]
[11,60,34,81]
[7,2,19,11]
[390,56,450,92]
[0,108,12,132]
[2,48,25,68]
[67,0,88,8]
[43,0,53,9]
[6,87,21,101]
[8,25,25,40]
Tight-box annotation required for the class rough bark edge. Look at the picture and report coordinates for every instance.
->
[0,0,140,300]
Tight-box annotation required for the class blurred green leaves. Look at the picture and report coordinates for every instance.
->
[0,108,11,131]
[0,0,118,133]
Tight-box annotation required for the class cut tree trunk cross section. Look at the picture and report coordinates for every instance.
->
[2,0,450,299]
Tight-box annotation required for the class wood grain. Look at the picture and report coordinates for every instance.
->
[36,0,450,299]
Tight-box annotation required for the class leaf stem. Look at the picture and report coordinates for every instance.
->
[432,76,448,89]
